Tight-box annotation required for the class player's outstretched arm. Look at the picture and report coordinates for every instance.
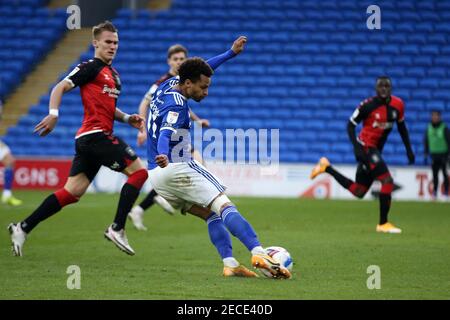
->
[206,36,247,70]
[34,80,72,136]
[115,108,145,130]
[397,120,415,164]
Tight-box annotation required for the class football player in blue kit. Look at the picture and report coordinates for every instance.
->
[146,36,291,279]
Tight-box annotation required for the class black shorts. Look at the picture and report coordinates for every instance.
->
[355,147,391,188]
[69,132,138,181]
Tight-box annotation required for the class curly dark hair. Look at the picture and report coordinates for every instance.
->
[178,57,213,84]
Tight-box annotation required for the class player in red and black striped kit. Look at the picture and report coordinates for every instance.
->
[311,76,415,234]
[8,21,148,256]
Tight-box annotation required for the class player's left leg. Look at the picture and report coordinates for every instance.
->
[95,133,148,255]
[431,155,440,199]
[188,204,257,277]
[209,194,291,279]
[0,149,22,206]
[103,158,147,255]
[369,150,401,234]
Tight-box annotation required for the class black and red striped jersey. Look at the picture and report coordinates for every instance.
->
[350,95,405,150]
[64,58,121,138]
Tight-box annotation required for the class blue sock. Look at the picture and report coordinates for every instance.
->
[4,167,13,191]
[221,206,261,252]
[206,212,233,259]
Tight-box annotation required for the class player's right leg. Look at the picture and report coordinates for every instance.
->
[8,135,100,257]
[8,172,89,256]
[209,194,291,279]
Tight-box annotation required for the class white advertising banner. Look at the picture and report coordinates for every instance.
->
[89,162,449,202]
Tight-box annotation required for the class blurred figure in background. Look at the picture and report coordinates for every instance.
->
[0,98,22,206]
[311,76,415,234]
[424,110,450,200]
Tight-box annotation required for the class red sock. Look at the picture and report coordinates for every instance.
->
[126,169,148,189]
[54,188,79,207]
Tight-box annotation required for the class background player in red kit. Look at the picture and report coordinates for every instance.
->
[8,21,147,256]
[310,76,415,234]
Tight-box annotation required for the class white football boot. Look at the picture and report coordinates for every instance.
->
[104,225,135,255]
[128,206,148,231]
[8,223,27,257]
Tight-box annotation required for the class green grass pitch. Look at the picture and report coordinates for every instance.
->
[0,191,449,299]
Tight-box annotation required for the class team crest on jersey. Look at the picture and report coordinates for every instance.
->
[169,78,179,87]
[110,161,120,170]
[167,111,179,124]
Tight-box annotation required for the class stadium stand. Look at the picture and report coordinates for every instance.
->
[1,0,450,165]
[0,0,66,99]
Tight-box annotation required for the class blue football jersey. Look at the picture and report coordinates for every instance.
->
[146,76,191,169]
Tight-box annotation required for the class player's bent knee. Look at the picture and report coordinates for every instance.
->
[350,183,368,199]
[127,169,148,189]
[54,188,79,207]
[210,194,233,215]
[378,174,394,194]
[188,204,213,221]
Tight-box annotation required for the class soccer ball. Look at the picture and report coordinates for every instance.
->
[263,246,293,277]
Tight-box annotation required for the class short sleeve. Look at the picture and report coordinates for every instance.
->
[64,61,100,88]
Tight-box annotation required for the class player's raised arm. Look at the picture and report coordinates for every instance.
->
[206,36,247,70]
[34,80,72,136]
